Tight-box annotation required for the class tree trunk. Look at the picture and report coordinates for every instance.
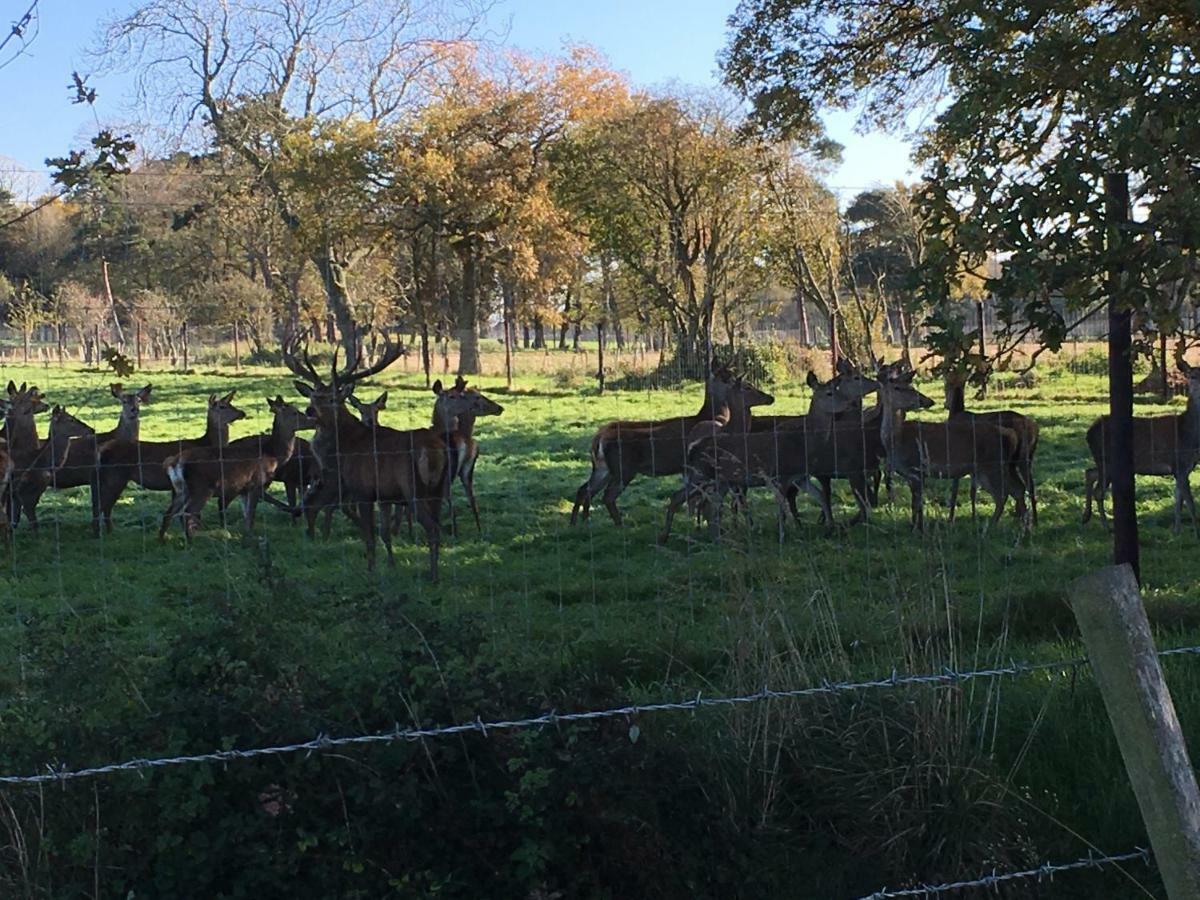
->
[829,308,841,372]
[522,323,530,349]
[501,278,515,389]
[420,322,431,388]
[533,316,545,349]
[456,238,481,375]
[1160,329,1170,403]
[314,255,358,357]
[1105,171,1140,581]
[797,295,811,346]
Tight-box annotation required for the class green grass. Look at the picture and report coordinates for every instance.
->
[0,361,1193,896]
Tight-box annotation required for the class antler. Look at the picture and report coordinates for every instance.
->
[335,330,404,388]
[281,330,326,387]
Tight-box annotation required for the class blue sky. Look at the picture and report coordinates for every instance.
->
[0,0,915,198]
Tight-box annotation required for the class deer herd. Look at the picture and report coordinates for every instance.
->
[1,338,1199,581]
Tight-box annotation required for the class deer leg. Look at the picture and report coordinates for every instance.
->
[970,475,980,521]
[1082,467,1097,524]
[571,460,608,525]
[1096,469,1110,529]
[1174,475,1185,534]
[379,502,396,567]
[799,478,832,529]
[158,493,184,542]
[910,477,924,532]
[242,490,260,533]
[415,496,440,582]
[357,500,377,571]
[786,482,803,525]
[460,459,483,535]
[659,486,692,545]
[1185,476,1199,535]
[601,474,629,527]
[820,476,834,525]
[947,477,960,522]
[848,473,870,525]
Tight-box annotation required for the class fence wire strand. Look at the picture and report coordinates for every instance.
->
[856,847,1152,898]
[3,644,1199,787]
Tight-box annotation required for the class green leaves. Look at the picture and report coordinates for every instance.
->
[100,346,136,378]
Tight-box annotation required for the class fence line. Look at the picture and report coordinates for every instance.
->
[4,644,1199,787]
[856,847,1153,898]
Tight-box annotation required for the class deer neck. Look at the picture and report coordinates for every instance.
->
[431,404,460,440]
[113,409,139,442]
[269,417,300,466]
[879,401,906,459]
[5,414,39,460]
[1182,388,1200,443]
[46,426,79,471]
[723,399,754,432]
[203,416,233,448]
[946,382,966,415]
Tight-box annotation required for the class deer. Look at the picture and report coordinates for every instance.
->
[570,358,738,525]
[943,368,1040,525]
[288,390,390,537]
[3,382,49,527]
[13,406,97,519]
[877,368,1027,532]
[660,370,861,544]
[282,332,447,580]
[571,364,774,527]
[431,377,505,534]
[159,396,314,541]
[12,383,151,530]
[1083,359,1200,533]
[95,392,246,534]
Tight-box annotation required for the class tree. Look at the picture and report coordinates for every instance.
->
[723,0,1200,577]
[96,0,488,355]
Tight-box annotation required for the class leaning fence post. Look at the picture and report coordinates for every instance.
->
[1070,563,1200,897]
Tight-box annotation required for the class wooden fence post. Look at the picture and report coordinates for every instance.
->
[1070,563,1200,897]
[135,320,143,371]
[233,320,242,372]
[181,321,189,372]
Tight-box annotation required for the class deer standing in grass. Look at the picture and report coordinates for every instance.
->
[1083,360,1200,533]
[283,334,447,580]
[572,361,776,526]
[159,396,314,541]
[95,392,246,534]
[878,368,1027,532]
[432,377,504,534]
[12,406,98,529]
[660,371,859,543]
[3,382,49,527]
[13,384,151,530]
[943,369,1040,525]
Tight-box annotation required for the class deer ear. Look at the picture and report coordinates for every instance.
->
[110,383,123,398]
[6,381,15,396]
[806,371,820,389]
[222,390,237,402]
[294,382,314,399]
[138,385,152,403]
[377,391,388,408]
[432,379,443,394]
[835,358,852,376]
[208,393,217,405]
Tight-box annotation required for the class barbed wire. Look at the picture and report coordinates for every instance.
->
[856,847,1152,898]
[2,644,1199,787]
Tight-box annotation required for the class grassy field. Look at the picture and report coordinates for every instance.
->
[0,356,1194,896]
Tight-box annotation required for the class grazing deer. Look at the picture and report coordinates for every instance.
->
[660,371,858,543]
[282,333,447,580]
[1083,360,1200,533]
[13,383,151,529]
[159,396,315,541]
[878,369,1026,532]
[570,358,738,525]
[432,377,504,533]
[3,382,49,527]
[944,369,1040,525]
[95,392,246,533]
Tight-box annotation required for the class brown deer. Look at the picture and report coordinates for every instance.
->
[944,369,1040,525]
[1083,360,1200,533]
[572,366,773,527]
[570,358,737,525]
[660,371,863,543]
[3,382,49,527]
[95,392,246,533]
[9,405,96,530]
[282,333,447,580]
[159,396,315,541]
[431,377,504,533]
[878,369,1026,532]
[290,390,391,537]
[13,383,151,530]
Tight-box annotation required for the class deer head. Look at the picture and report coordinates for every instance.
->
[207,390,247,427]
[111,383,153,429]
[877,367,935,414]
[432,377,505,426]
[265,395,316,433]
[283,330,403,425]
[6,381,48,416]
[348,391,389,427]
[832,358,881,404]
[48,405,95,442]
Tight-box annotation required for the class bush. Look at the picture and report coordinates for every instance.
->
[723,339,811,385]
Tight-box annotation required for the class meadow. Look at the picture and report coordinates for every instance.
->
[0,351,1195,897]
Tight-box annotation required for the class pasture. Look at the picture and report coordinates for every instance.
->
[0,355,1194,897]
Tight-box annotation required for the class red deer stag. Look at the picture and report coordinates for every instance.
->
[943,368,1040,525]
[14,383,151,530]
[1083,360,1200,533]
[431,377,504,533]
[159,396,314,540]
[95,392,246,533]
[878,369,1027,532]
[282,334,447,580]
